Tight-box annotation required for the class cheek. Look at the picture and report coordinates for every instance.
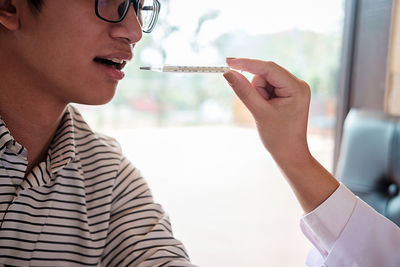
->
[19,6,117,104]
[10,2,118,105]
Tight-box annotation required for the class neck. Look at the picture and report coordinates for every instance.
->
[0,63,67,176]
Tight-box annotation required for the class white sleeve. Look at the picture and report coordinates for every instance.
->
[300,183,400,267]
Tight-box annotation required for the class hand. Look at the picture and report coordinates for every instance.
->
[224,58,311,164]
[224,58,339,213]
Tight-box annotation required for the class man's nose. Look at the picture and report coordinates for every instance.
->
[110,4,143,44]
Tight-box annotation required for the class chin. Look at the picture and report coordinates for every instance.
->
[87,95,116,106]
[77,87,117,106]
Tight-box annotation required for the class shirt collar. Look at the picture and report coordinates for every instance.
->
[15,106,79,192]
[0,106,80,192]
[0,117,27,160]
[48,105,77,174]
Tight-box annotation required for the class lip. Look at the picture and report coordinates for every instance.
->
[95,52,133,62]
[95,61,125,81]
[93,51,132,81]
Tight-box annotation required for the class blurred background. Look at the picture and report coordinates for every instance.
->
[76,0,345,265]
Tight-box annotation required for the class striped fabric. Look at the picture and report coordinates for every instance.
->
[0,105,193,266]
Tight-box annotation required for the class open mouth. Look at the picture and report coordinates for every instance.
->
[94,57,127,70]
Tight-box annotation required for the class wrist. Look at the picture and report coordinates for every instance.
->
[270,144,339,213]
[268,137,312,168]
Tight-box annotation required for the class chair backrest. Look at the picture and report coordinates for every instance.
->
[336,109,400,226]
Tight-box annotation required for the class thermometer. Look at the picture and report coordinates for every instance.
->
[140,65,231,73]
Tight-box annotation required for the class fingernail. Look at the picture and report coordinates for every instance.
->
[223,71,236,85]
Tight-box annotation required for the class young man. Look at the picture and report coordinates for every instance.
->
[0,0,193,266]
[1,0,400,266]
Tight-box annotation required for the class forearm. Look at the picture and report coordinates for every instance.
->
[273,149,339,214]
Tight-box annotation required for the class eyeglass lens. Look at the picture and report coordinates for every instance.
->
[97,0,159,32]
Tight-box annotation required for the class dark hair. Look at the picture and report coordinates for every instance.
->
[28,0,44,13]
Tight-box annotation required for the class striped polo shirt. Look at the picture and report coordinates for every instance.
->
[0,105,193,266]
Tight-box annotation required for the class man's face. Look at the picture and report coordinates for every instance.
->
[9,0,142,105]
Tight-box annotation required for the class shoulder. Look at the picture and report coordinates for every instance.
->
[65,105,131,182]
[65,105,143,193]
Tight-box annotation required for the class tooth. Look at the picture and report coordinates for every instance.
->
[109,58,123,64]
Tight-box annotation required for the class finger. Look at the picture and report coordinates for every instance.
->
[274,87,292,98]
[252,75,291,99]
[223,70,271,114]
[227,58,300,90]
[252,75,274,100]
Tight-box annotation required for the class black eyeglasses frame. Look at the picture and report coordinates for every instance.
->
[94,0,161,33]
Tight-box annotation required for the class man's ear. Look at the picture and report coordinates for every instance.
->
[0,0,20,31]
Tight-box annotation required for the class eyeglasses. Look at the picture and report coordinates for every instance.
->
[95,0,161,33]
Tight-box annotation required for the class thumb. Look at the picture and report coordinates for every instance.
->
[223,70,269,115]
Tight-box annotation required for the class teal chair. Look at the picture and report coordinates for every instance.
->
[336,109,400,226]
